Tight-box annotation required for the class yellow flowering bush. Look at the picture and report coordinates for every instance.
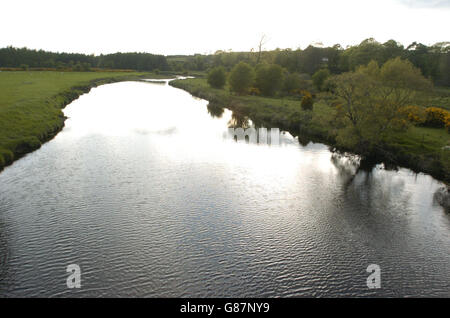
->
[399,105,426,124]
[301,91,314,111]
[424,107,449,128]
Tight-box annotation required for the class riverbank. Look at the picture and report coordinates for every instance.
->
[0,71,166,172]
[170,78,450,184]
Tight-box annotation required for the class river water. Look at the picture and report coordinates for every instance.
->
[0,80,449,297]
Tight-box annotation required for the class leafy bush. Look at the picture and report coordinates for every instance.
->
[424,107,449,128]
[254,64,284,96]
[380,57,432,91]
[73,63,82,72]
[283,73,301,94]
[207,67,226,89]
[301,91,314,111]
[228,62,254,95]
[312,68,330,91]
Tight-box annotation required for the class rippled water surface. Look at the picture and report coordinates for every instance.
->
[0,81,449,297]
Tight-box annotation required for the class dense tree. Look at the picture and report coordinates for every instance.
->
[167,41,449,86]
[207,67,227,89]
[382,40,404,61]
[228,62,255,95]
[282,72,302,94]
[341,38,384,71]
[0,47,168,71]
[312,68,330,91]
[404,42,438,80]
[298,45,328,74]
[437,51,450,86]
[254,64,284,96]
[330,58,432,153]
[379,57,431,91]
[2,39,450,87]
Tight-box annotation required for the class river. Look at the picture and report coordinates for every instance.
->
[0,80,449,297]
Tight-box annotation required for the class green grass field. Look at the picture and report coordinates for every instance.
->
[170,77,450,183]
[0,71,162,169]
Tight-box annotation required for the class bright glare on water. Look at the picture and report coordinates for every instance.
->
[0,81,449,297]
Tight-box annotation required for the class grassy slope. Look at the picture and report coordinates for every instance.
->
[170,78,450,183]
[0,71,162,170]
[422,86,450,111]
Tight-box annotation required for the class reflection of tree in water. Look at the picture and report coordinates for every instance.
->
[331,152,411,214]
[331,152,361,188]
[433,187,450,213]
[228,111,251,129]
[297,134,312,147]
[206,102,225,118]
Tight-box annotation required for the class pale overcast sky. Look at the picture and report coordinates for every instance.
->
[1,0,449,55]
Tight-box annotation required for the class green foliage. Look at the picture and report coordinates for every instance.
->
[380,57,432,90]
[3,39,450,85]
[283,73,313,95]
[357,60,380,78]
[81,62,91,72]
[0,47,169,71]
[330,58,433,153]
[312,68,330,91]
[254,64,284,96]
[207,67,226,89]
[283,72,302,94]
[341,38,386,71]
[73,62,82,72]
[228,62,254,95]
[301,91,314,111]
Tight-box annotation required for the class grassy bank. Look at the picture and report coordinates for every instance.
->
[170,78,450,183]
[0,71,164,171]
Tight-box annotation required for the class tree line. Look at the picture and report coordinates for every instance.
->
[0,47,169,71]
[2,38,449,87]
[171,38,450,87]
